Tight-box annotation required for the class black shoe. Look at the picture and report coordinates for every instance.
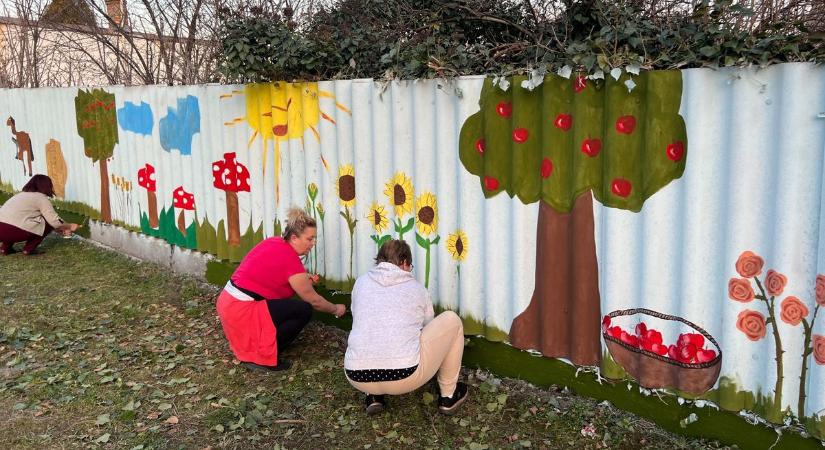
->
[437,382,468,415]
[241,360,292,372]
[364,394,385,415]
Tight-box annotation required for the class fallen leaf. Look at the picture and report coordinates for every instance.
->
[165,416,179,424]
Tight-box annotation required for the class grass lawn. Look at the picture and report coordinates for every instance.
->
[0,236,733,449]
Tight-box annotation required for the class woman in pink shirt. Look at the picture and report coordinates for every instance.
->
[216,208,346,372]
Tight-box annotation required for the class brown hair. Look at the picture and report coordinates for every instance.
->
[375,239,412,267]
[22,174,55,197]
[282,207,316,240]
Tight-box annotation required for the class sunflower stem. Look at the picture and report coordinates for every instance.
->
[424,241,431,289]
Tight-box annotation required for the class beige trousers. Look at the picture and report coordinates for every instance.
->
[347,311,465,398]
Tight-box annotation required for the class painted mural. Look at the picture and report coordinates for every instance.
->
[0,63,823,441]
[459,71,688,366]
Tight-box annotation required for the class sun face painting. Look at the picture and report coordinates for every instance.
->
[222,82,351,202]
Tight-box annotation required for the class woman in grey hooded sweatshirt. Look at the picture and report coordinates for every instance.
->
[344,239,468,415]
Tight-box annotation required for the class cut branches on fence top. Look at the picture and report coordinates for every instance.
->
[218,0,825,84]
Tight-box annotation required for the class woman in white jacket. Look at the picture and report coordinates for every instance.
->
[344,239,468,415]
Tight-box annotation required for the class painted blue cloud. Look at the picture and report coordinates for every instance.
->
[117,101,153,136]
[159,95,200,155]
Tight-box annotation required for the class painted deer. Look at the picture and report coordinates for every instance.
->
[7,116,33,176]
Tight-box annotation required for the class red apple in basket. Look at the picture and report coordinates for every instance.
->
[645,329,663,345]
[696,349,717,363]
[650,343,669,356]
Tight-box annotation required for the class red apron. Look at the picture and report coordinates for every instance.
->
[216,289,278,366]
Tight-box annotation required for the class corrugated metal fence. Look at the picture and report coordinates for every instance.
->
[1,62,823,438]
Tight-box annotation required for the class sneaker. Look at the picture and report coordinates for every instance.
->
[241,359,292,372]
[437,382,468,415]
[364,394,385,415]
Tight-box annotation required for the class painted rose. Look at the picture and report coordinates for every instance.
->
[779,296,809,326]
[764,269,787,297]
[736,309,767,341]
[735,251,764,278]
[816,274,825,307]
[728,278,755,303]
[814,335,825,366]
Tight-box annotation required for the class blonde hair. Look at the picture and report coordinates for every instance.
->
[282,207,316,240]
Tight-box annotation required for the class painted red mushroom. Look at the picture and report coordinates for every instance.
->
[212,152,250,246]
[172,186,195,236]
[137,163,158,228]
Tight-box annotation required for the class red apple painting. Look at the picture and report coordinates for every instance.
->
[581,138,602,157]
[496,101,512,118]
[553,114,572,131]
[615,115,637,134]
[513,128,529,143]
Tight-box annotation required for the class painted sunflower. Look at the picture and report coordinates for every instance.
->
[366,202,390,233]
[337,164,356,207]
[446,230,468,262]
[384,172,414,217]
[415,192,438,235]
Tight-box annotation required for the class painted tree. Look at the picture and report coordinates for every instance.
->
[75,88,118,223]
[212,152,250,247]
[459,72,687,365]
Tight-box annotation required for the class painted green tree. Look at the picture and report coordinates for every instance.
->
[459,72,687,366]
[75,88,119,223]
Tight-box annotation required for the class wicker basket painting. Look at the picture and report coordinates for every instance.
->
[603,308,723,394]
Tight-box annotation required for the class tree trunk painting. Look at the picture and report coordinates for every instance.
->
[459,72,687,366]
[510,194,601,366]
[98,158,111,223]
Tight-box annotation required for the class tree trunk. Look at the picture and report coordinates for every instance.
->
[226,191,240,246]
[178,210,187,237]
[99,158,111,223]
[509,192,602,366]
[147,190,158,228]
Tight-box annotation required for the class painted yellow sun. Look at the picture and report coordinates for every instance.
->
[384,172,414,217]
[221,82,351,203]
[366,202,389,233]
[415,192,438,236]
[446,230,468,262]
[337,164,356,208]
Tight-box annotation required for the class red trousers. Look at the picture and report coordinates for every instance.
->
[0,221,53,254]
